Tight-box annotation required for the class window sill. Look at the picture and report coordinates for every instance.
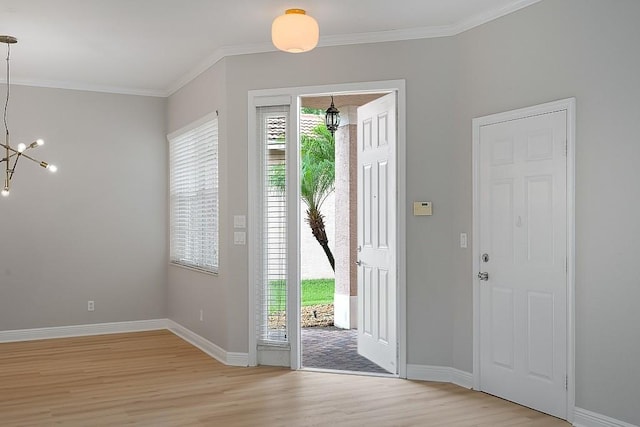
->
[169,262,219,277]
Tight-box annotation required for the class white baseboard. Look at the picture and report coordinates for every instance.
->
[573,408,637,427]
[407,366,637,427]
[1,325,634,426]
[406,364,473,389]
[0,319,250,368]
[0,319,168,343]
[166,320,249,367]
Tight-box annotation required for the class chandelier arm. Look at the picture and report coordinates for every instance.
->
[10,150,46,166]
[9,152,21,180]
[0,141,17,154]
[0,143,48,167]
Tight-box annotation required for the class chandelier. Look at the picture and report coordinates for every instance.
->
[0,35,57,197]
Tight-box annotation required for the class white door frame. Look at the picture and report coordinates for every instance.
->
[248,80,407,378]
[471,98,576,422]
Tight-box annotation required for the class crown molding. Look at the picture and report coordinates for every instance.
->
[164,41,275,96]
[452,0,542,34]
[165,0,542,96]
[6,0,542,98]
[1,77,167,98]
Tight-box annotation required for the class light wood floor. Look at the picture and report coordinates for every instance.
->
[0,330,570,426]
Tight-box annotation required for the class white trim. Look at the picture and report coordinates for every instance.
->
[0,319,250,367]
[0,319,168,343]
[407,365,473,389]
[573,408,638,427]
[471,98,576,421]
[0,1,543,97]
[165,0,542,96]
[452,0,542,35]
[289,96,302,370]
[302,367,396,379]
[166,111,219,141]
[167,320,249,367]
[4,78,167,98]
[247,91,258,366]
[248,80,407,377]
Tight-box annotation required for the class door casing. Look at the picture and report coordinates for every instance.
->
[248,80,407,378]
[471,98,576,423]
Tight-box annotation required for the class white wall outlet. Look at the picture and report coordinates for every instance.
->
[88,300,95,312]
[199,309,204,322]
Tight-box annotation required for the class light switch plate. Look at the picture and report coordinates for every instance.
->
[413,201,433,216]
[460,233,468,249]
[234,231,246,245]
[233,215,246,229]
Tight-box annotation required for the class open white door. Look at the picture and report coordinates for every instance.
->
[357,92,397,374]
[476,107,569,418]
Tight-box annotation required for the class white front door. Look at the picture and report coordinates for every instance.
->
[357,92,397,374]
[477,109,568,418]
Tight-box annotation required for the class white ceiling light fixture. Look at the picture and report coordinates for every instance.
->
[0,35,57,198]
[272,9,319,53]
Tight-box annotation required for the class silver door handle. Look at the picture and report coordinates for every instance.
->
[477,272,489,281]
[356,260,362,266]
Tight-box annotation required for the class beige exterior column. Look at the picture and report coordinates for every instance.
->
[333,106,358,329]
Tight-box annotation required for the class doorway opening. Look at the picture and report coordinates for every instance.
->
[248,80,407,378]
[299,92,395,375]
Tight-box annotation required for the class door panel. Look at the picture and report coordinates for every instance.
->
[357,92,397,374]
[478,110,567,418]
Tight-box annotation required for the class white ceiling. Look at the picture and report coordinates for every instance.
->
[0,0,540,97]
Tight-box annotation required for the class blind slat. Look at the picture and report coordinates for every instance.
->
[256,107,289,344]
[169,117,219,273]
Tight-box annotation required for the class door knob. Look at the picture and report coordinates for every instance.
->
[356,260,362,266]
[477,272,489,281]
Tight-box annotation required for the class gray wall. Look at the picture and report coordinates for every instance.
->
[0,86,167,330]
[0,0,628,424]
[167,37,459,360]
[166,59,231,349]
[453,1,640,424]
[167,1,640,424]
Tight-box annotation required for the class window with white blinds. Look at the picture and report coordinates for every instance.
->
[256,107,289,344]
[169,116,219,273]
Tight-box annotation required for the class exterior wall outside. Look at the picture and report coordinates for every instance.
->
[334,111,358,329]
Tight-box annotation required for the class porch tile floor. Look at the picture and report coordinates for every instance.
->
[301,326,390,374]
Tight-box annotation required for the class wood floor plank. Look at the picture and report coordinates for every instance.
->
[0,330,570,426]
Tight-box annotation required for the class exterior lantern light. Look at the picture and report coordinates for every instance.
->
[325,96,340,136]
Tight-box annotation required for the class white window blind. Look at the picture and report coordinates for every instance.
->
[256,107,289,344]
[169,116,219,273]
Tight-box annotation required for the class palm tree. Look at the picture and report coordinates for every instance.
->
[271,123,335,271]
[300,124,335,271]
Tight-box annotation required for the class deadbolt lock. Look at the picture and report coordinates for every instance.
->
[482,253,490,263]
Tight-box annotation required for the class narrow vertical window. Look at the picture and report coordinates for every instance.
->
[169,115,219,273]
[256,106,289,343]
